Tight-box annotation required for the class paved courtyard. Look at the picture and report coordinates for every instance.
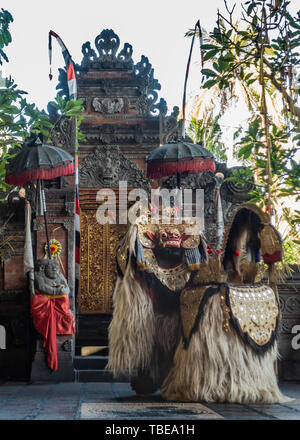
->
[0,381,299,420]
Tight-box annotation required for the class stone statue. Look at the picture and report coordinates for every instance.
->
[34,259,70,296]
[31,258,74,371]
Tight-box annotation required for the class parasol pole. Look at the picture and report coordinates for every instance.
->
[182,20,203,139]
[39,179,52,259]
[176,172,181,189]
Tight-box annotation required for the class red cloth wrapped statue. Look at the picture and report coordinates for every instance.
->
[31,259,75,371]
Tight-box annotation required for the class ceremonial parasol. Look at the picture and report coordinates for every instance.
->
[5,133,74,258]
[146,140,216,180]
[146,20,216,187]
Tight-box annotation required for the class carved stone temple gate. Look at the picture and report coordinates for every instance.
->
[0,28,299,382]
[72,29,180,355]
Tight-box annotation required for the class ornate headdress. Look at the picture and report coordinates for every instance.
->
[191,203,283,286]
[117,204,206,291]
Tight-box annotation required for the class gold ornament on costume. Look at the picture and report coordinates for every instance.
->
[260,225,282,258]
[228,283,279,346]
[180,285,210,343]
[220,289,231,333]
[133,208,203,291]
[193,251,228,285]
[143,248,191,292]
[240,260,266,283]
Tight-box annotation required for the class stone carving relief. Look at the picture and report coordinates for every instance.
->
[62,338,73,352]
[162,166,254,244]
[92,97,124,114]
[117,43,133,65]
[280,294,300,315]
[160,106,181,144]
[79,145,151,191]
[49,116,76,152]
[54,29,163,117]
[95,29,120,59]
[278,318,300,334]
[81,42,97,68]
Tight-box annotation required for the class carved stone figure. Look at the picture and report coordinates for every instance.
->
[34,259,70,296]
[31,258,74,371]
[92,97,124,114]
[95,29,120,59]
[79,145,151,191]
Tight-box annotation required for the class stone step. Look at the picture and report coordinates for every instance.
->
[73,355,130,382]
[74,369,130,383]
[73,355,108,370]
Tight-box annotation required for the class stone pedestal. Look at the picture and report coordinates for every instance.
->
[30,335,74,382]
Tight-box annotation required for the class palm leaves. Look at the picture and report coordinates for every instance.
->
[187,114,227,162]
[186,1,300,264]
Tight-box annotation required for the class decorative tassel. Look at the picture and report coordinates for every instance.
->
[263,251,282,264]
[220,290,230,333]
[215,173,225,249]
[185,247,201,271]
[135,235,146,271]
[260,224,282,264]
[48,32,53,80]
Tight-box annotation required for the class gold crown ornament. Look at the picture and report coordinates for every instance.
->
[192,248,228,285]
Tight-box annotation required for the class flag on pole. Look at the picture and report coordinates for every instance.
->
[48,30,80,299]
[48,30,77,99]
[182,20,204,138]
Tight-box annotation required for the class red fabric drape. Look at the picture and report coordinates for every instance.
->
[262,251,282,264]
[146,159,216,179]
[5,163,74,186]
[30,293,75,371]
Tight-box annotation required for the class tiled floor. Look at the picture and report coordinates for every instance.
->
[0,381,299,420]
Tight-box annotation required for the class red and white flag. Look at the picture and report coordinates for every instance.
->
[49,30,80,299]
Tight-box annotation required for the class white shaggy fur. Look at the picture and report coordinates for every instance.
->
[161,294,292,403]
[107,226,156,377]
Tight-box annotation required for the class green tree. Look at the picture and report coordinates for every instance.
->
[0,8,13,66]
[0,8,84,196]
[187,114,227,162]
[193,1,300,201]
[188,0,300,264]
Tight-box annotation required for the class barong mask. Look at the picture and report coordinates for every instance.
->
[116,208,207,292]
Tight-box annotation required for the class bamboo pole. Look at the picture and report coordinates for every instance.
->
[259,7,281,326]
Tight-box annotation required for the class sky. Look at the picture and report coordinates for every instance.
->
[1,0,299,167]
[1,0,233,113]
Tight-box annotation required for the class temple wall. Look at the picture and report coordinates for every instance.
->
[0,27,299,383]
